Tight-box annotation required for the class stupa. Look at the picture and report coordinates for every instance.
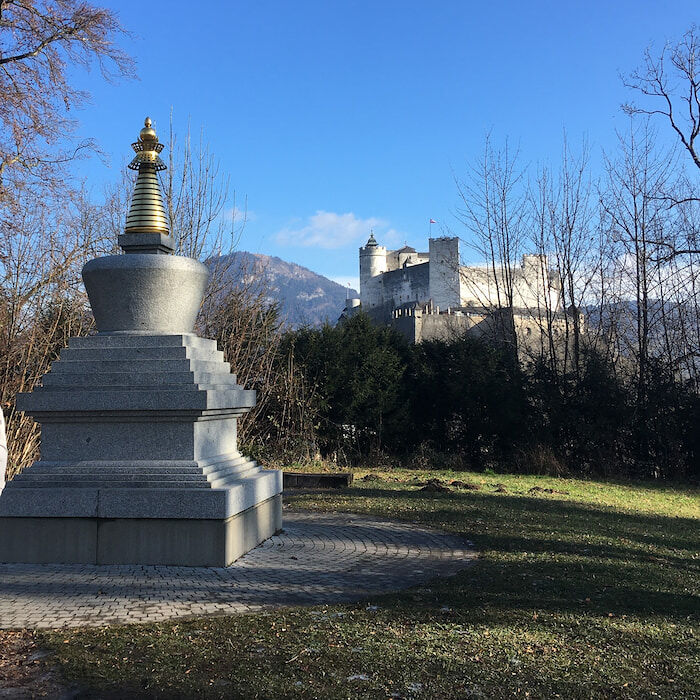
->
[0,118,283,566]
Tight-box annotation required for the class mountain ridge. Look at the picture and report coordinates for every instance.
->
[214,251,357,328]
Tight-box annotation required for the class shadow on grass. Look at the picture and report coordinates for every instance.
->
[41,485,698,700]
[560,473,700,494]
[289,487,700,622]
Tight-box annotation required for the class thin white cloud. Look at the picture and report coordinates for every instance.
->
[224,206,256,223]
[276,210,387,249]
[330,275,360,292]
[383,228,402,247]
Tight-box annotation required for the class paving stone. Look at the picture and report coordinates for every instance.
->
[0,511,475,629]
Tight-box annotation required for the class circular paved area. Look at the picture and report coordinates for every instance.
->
[0,512,474,629]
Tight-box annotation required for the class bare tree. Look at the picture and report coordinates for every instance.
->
[528,137,600,377]
[623,25,700,173]
[0,0,133,476]
[0,190,103,476]
[163,116,246,261]
[198,269,282,446]
[600,121,681,461]
[0,0,134,199]
[454,134,527,353]
[622,25,700,265]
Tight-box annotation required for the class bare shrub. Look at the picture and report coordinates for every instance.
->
[514,445,568,477]
[0,191,105,477]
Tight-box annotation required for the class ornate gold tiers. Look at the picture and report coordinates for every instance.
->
[124,117,169,235]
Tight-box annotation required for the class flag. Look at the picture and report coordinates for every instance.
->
[429,219,437,224]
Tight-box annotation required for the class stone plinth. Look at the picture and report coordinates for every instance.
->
[0,333,282,566]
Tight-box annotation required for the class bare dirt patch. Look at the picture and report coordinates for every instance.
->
[0,630,69,698]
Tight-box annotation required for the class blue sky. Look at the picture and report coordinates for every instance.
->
[70,1,698,289]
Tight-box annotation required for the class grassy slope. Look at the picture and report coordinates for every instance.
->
[41,470,699,699]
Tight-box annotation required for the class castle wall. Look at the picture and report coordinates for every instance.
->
[419,314,472,342]
[391,311,473,344]
[513,311,576,363]
[512,255,561,311]
[361,275,384,310]
[459,256,562,312]
[360,262,429,323]
[460,266,504,307]
[392,312,422,343]
[380,263,430,309]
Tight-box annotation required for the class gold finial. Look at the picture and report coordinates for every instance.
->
[128,116,165,171]
[138,116,157,145]
[124,116,169,235]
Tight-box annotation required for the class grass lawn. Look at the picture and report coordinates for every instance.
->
[38,469,699,699]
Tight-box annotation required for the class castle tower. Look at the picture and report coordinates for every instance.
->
[429,236,461,310]
[359,232,387,308]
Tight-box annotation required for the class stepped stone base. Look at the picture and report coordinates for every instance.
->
[0,332,283,566]
[0,495,282,566]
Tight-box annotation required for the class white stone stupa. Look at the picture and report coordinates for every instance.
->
[0,118,282,566]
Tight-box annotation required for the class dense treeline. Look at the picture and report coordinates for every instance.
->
[245,313,699,481]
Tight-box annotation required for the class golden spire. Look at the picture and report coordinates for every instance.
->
[124,117,169,235]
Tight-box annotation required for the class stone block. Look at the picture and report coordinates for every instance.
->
[0,487,99,517]
[96,470,283,519]
[0,518,98,563]
[0,495,282,566]
[118,232,175,255]
[97,495,283,566]
[68,334,214,349]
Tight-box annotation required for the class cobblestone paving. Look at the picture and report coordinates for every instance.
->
[0,511,475,629]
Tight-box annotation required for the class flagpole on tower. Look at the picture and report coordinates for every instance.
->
[429,218,437,236]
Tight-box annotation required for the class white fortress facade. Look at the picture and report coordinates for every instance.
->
[347,233,570,349]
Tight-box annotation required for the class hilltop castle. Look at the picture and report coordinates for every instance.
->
[344,233,573,352]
